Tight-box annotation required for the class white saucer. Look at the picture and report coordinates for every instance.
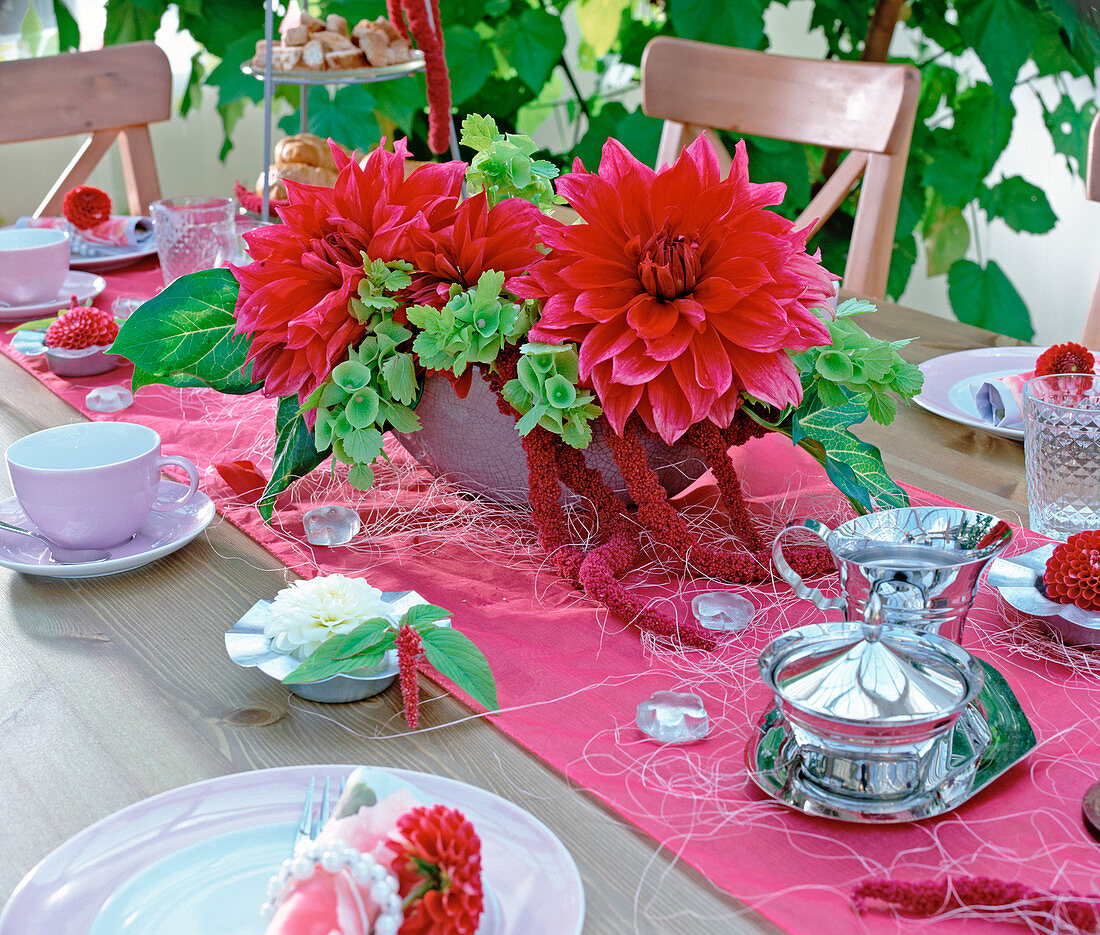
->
[0,480,215,578]
[0,271,107,322]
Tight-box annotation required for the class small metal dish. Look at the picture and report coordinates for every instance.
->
[45,346,121,377]
[224,590,449,704]
[988,545,1100,647]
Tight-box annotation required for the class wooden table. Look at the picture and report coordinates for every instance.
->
[0,299,1027,933]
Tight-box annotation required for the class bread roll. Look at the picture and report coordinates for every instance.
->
[283,24,309,46]
[274,133,337,171]
[315,29,355,51]
[300,38,325,70]
[326,48,367,70]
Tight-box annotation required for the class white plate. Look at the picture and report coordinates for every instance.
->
[0,765,585,935]
[0,271,106,321]
[70,241,157,272]
[0,480,215,578]
[913,346,1042,440]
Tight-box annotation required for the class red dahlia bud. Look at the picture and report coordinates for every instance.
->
[62,185,112,231]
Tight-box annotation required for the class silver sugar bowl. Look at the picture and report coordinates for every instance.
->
[757,594,987,808]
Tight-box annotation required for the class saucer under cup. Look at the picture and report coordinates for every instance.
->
[6,422,200,550]
[0,227,70,305]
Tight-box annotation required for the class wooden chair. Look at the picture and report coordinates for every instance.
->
[0,42,171,217]
[640,37,920,299]
[1082,112,1100,348]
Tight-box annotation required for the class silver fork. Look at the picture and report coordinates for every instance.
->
[292,776,333,853]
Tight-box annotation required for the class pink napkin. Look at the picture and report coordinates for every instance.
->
[265,789,417,935]
[15,215,153,248]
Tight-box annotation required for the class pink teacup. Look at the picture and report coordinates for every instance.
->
[6,422,200,549]
[0,228,70,305]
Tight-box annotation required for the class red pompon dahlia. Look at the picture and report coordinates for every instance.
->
[388,805,484,935]
[404,192,545,307]
[1043,530,1100,611]
[514,135,836,444]
[45,305,118,349]
[62,185,112,230]
[1035,341,1095,377]
[231,140,464,405]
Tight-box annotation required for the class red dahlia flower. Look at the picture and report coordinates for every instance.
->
[232,141,464,404]
[514,136,836,443]
[388,804,483,935]
[1044,530,1100,611]
[1035,341,1095,377]
[404,191,545,307]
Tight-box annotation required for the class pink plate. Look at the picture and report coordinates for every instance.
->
[0,764,584,935]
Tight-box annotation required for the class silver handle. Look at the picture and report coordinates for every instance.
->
[772,519,845,612]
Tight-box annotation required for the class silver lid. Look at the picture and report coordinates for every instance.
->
[760,595,984,726]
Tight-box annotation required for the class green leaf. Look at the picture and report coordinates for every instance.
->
[924,203,970,277]
[671,0,768,49]
[952,83,1016,179]
[348,463,375,491]
[947,259,1035,341]
[788,398,911,513]
[420,628,498,711]
[370,75,426,137]
[280,85,383,153]
[1042,94,1097,179]
[180,51,205,119]
[984,176,1058,234]
[53,0,80,51]
[285,639,389,684]
[445,25,493,106]
[403,603,452,629]
[577,0,630,59]
[955,0,1035,102]
[104,0,164,45]
[494,8,566,92]
[331,619,395,661]
[109,269,261,394]
[258,396,330,523]
[381,353,417,405]
[461,114,499,152]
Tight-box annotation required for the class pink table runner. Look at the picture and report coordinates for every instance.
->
[8,263,1100,934]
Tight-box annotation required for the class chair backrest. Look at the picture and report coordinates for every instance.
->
[0,42,171,217]
[640,37,920,299]
[1082,111,1100,348]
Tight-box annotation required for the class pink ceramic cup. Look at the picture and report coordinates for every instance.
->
[0,228,70,305]
[6,422,200,549]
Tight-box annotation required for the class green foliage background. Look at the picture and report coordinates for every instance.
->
[79,0,1100,340]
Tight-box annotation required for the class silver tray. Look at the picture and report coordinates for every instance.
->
[241,52,424,85]
[746,660,1035,822]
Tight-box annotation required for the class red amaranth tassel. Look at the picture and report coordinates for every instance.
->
[853,875,1100,933]
[401,0,452,154]
[396,624,423,728]
[386,0,407,37]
